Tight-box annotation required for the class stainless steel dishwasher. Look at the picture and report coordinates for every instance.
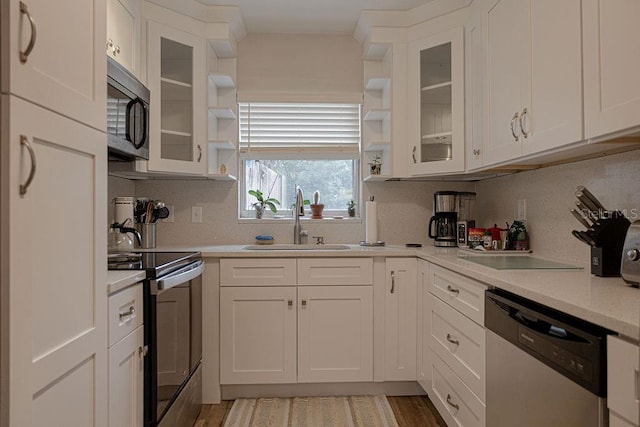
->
[485,289,612,427]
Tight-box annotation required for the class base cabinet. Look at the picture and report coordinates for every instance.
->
[607,335,640,427]
[220,286,297,384]
[109,327,144,427]
[384,258,418,381]
[220,258,373,385]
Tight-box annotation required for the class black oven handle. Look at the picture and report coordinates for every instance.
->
[157,260,204,291]
[125,98,147,149]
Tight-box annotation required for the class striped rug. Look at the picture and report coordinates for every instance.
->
[223,395,399,427]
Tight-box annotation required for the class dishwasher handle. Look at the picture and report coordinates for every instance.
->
[509,309,589,344]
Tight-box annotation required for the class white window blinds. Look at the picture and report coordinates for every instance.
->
[239,103,361,155]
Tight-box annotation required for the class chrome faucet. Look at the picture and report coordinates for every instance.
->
[293,186,307,244]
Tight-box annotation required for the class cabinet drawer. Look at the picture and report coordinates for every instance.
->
[430,295,485,401]
[429,264,486,325]
[608,335,640,426]
[220,258,296,286]
[430,350,485,427]
[297,258,373,285]
[109,283,143,346]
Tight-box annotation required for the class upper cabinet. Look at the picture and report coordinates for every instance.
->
[146,21,207,175]
[1,0,106,131]
[106,0,141,77]
[583,0,640,140]
[481,0,582,166]
[408,27,465,176]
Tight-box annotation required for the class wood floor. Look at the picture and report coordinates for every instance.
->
[194,395,447,427]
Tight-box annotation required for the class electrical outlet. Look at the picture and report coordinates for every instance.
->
[517,199,527,221]
[191,206,203,223]
[162,205,174,223]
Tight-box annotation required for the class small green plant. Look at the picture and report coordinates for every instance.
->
[248,189,280,213]
[347,200,356,217]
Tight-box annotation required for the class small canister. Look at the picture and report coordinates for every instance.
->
[483,231,493,249]
[468,228,486,249]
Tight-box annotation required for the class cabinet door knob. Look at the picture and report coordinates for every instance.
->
[473,148,480,156]
[19,1,37,63]
[288,299,293,307]
[390,271,396,294]
[301,299,307,307]
[510,112,520,142]
[519,108,529,138]
[19,135,36,196]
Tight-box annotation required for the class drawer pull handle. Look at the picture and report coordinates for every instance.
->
[119,306,135,320]
[510,112,520,142]
[138,345,148,358]
[446,394,459,411]
[446,285,460,295]
[288,299,293,307]
[446,333,460,346]
[519,108,529,138]
[19,1,37,63]
[19,135,36,196]
[301,299,307,307]
[390,271,395,294]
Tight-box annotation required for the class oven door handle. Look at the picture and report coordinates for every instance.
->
[157,260,204,291]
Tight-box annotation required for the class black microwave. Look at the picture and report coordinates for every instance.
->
[107,56,150,160]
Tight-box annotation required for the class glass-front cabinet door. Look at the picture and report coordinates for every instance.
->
[146,21,206,175]
[408,27,464,175]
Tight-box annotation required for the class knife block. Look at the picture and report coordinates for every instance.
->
[590,214,630,277]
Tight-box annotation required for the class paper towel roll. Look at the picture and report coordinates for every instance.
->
[365,201,377,243]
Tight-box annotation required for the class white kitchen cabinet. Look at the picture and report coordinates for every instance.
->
[425,262,486,427]
[298,285,373,383]
[464,0,484,170]
[146,21,207,175]
[416,259,432,392]
[583,0,640,140]
[1,0,106,131]
[1,95,107,426]
[408,27,465,175]
[108,283,144,427]
[106,0,141,77]
[220,286,297,384]
[481,0,582,166]
[220,258,373,385]
[384,258,417,381]
[607,335,640,427]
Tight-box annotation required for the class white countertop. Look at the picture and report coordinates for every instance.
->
[107,270,146,295]
[128,244,640,340]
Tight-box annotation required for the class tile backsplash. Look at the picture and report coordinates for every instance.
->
[108,148,640,264]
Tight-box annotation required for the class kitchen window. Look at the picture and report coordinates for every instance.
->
[238,102,361,219]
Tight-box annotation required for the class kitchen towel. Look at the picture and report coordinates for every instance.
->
[365,200,378,243]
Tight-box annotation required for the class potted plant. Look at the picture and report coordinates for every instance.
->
[369,155,382,175]
[248,189,280,219]
[347,200,356,217]
[310,190,324,219]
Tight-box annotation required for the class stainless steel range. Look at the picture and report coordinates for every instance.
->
[109,251,203,427]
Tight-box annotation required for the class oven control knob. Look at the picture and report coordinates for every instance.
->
[626,248,640,262]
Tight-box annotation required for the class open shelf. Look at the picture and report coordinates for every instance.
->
[365,77,391,91]
[208,139,235,149]
[364,141,391,152]
[208,73,236,89]
[421,131,452,141]
[421,82,452,104]
[161,129,192,137]
[161,78,192,101]
[363,109,391,121]
[363,174,392,182]
[208,107,237,119]
[207,173,237,181]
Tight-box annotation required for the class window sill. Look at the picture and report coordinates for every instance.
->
[238,217,362,224]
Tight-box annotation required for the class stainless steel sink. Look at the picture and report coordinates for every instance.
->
[243,244,351,250]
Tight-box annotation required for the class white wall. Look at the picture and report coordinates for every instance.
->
[237,33,363,102]
[475,149,640,267]
[131,180,474,246]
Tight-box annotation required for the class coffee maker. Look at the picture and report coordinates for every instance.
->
[456,192,476,247]
[428,191,458,247]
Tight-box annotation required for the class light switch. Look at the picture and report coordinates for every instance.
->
[191,206,203,223]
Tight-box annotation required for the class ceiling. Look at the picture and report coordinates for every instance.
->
[193,0,434,34]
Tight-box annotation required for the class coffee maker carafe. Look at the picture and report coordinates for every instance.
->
[429,191,458,247]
